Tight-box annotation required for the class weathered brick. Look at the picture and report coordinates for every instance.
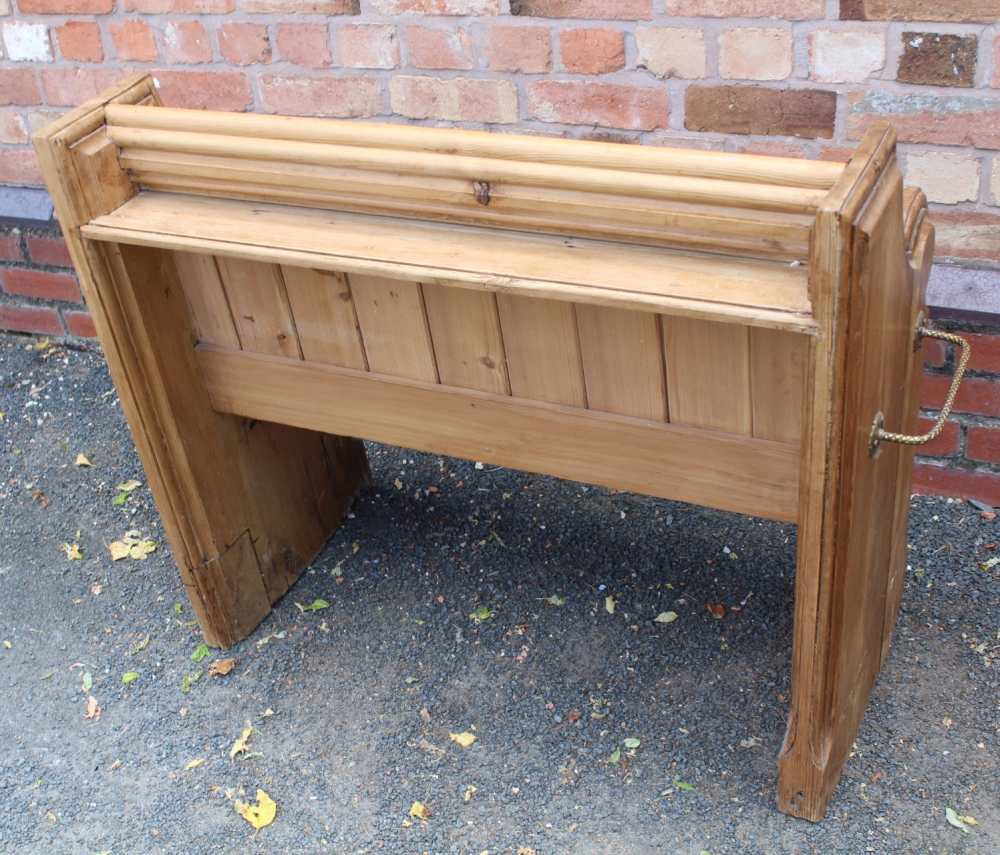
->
[153,71,252,111]
[912,464,1000,506]
[809,30,885,83]
[968,426,1000,464]
[992,158,1000,205]
[0,109,28,144]
[260,75,381,118]
[27,235,72,268]
[686,86,836,139]
[635,28,705,79]
[163,21,212,64]
[512,0,649,17]
[719,28,791,81]
[0,232,22,262]
[668,0,822,17]
[485,25,550,73]
[0,304,63,336]
[337,24,399,69]
[41,68,122,105]
[54,21,103,63]
[913,417,961,457]
[407,25,474,70]
[0,70,41,107]
[736,140,808,158]
[1,268,80,302]
[369,0,496,13]
[963,333,1000,373]
[847,92,1000,149]
[64,310,97,338]
[842,1,1000,23]
[898,32,977,88]
[559,28,624,75]
[391,76,517,124]
[18,0,113,12]
[218,23,270,66]
[529,81,668,131]
[922,373,1000,417]
[922,337,947,368]
[904,152,980,205]
[239,0,357,11]
[276,24,331,68]
[994,35,1000,87]
[125,0,234,10]
[931,210,1000,262]
[0,149,43,185]
[2,22,53,62]
[110,20,158,62]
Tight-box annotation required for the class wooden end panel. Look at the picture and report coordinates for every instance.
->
[197,345,800,523]
[281,267,367,369]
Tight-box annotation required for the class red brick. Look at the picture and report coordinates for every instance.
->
[125,0,233,9]
[337,24,399,69]
[64,310,97,338]
[898,33,977,88]
[921,337,947,368]
[921,373,1000,418]
[842,1,1000,22]
[560,28,625,75]
[486,25,550,73]
[0,149,44,186]
[368,0,495,12]
[737,140,808,158]
[528,81,668,131]
[995,35,1000,88]
[40,69,124,106]
[27,236,72,268]
[847,91,1000,149]
[0,110,28,144]
[0,70,42,107]
[1,268,81,303]
[275,24,331,68]
[242,0,356,9]
[110,21,158,62]
[153,71,252,111]
[407,26,474,70]
[0,233,22,262]
[18,0,113,11]
[512,0,650,17]
[218,23,270,65]
[390,76,517,123]
[968,426,1000,464]
[671,0,821,14]
[965,334,1000,374]
[54,21,103,63]
[260,75,381,118]
[686,85,836,139]
[912,464,1000,506]
[913,417,961,457]
[0,305,63,336]
[163,21,212,64]
[930,210,1000,263]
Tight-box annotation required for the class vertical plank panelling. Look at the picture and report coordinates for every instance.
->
[348,274,438,382]
[576,304,667,421]
[171,251,240,349]
[750,327,807,443]
[281,266,367,369]
[422,284,509,394]
[663,316,752,434]
[216,256,302,359]
[496,294,587,407]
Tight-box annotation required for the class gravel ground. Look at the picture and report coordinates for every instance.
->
[0,331,997,855]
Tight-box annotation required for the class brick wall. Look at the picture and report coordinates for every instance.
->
[1,0,998,503]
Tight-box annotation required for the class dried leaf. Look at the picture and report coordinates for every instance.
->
[517,849,538,855]
[542,595,565,606]
[230,726,253,760]
[234,789,276,830]
[449,731,477,748]
[706,603,727,619]
[62,543,82,561]
[128,539,157,560]
[191,643,210,663]
[115,480,142,493]
[1,640,11,650]
[209,657,236,677]
[84,695,101,721]
[469,605,493,623]
[183,757,205,771]
[655,611,678,624]
[121,671,139,686]
[408,801,430,821]
[462,785,477,803]
[108,541,131,562]
[74,453,93,468]
[129,634,150,655]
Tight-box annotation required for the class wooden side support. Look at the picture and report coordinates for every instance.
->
[32,75,369,647]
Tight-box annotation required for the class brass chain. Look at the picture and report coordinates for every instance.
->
[872,326,970,450]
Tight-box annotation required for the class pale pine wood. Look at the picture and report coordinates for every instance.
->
[215,257,302,359]
[663,317,752,435]
[750,327,807,443]
[172,251,239,349]
[422,283,509,394]
[576,304,667,421]
[83,192,816,333]
[281,266,367,369]
[496,294,587,407]
[349,273,438,382]
[198,345,800,522]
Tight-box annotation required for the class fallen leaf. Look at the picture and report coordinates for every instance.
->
[74,453,93,468]
[191,643,210,663]
[739,736,762,749]
[234,789,276,830]
[31,490,49,509]
[394,478,403,490]
[181,670,202,693]
[112,492,128,506]
[605,596,616,615]
[108,541,131,562]
[84,695,101,720]
[517,849,538,855]
[449,731,477,748]
[462,785,477,803]
[90,582,102,596]
[129,634,150,655]
[980,557,999,571]
[655,611,678,624]
[542,595,565,606]
[469,605,494,623]
[945,806,972,834]
[128,539,157,560]
[608,747,621,764]
[81,671,93,692]
[1,640,11,650]
[115,479,142,493]
[409,801,430,821]
[230,726,253,760]
[706,603,727,619]
[624,737,641,750]
[567,709,582,723]
[184,757,205,771]
[209,657,236,677]
[981,510,997,521]
[673,778,695,791]
[121,671,139,686]
[296,598,330,613]
[62,543,83,561]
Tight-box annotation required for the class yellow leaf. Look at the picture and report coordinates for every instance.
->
[233,789,276,830]
[184,757,205,771]
[62,543,83,561]
[0,410,5,421]
[462,785,477,803]
[605,595,616,614]
[409,801,430,820]
[230,726,253,760]
[115,480,142,493]
[108,541,130,561]
[2,640,11,649]
[74,453,93,468]
[128,539,157,560]
[209,657,236,677]
[449,731,477,748]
